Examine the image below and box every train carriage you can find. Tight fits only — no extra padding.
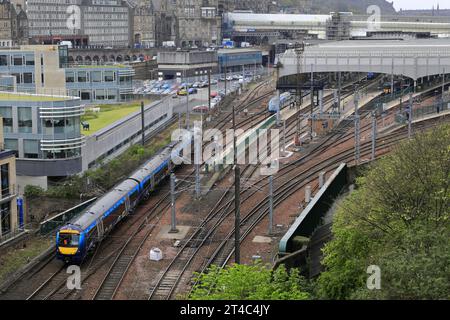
[56,136,191,264]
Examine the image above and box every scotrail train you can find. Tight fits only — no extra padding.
[56,136,192,264]
[268,92,294,113]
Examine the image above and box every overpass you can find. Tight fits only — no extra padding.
[278,39,450,83]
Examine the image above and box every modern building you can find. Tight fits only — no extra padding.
[0,45,134,103]
[157,50,218,79]
[218,48,262,73]
[22,0,133,47]
[65,65,134,103]
[0,91,83,189]
[0,0,28,47]
[0,116,18,244]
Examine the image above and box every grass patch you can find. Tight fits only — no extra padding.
[81,99,153,135]
[0,237,53,285]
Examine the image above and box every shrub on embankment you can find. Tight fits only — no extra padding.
[316,123,450,299]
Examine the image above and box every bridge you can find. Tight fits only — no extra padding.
[278,39,450,83]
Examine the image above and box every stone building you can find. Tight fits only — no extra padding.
[218,0,271,13]
[0,0,28,47]
[21,0,133,47]
[134,0,221,48]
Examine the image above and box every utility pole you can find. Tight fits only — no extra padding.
[408,93,413,139]
[194,122,201,199]
[294,43,304,147]
[169,173,178,233]
[224,62,227,97]
[391,59,394,98]
[141,101,145,146]
[208,69,211,111]
[442,68,446,112]
[232,104,241,264]
[310,64,314,139]
[337,71,341,113]
[371,111,377,161]
[268,175,273,235]
[354,92,360,164]
[185,68,190,129]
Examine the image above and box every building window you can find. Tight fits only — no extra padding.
[25,55,35,66]
[107,89,117,100]
[12,73,21,84]
[91,71,101,82]
[80,91,91,100]
[53,119,65,134]
[1,164,9,197]
[24,140,39,159]
[0,55,8,66]
[66,71,75,83]
[4,139,18,157]
[23,73,33,84]
[18,107,32,133]
[1,202,11,235]
[13,55,23,66]
[0,107,12,133]
[78,71,88,83]
[95,89,105,100]
[104,71,115,82]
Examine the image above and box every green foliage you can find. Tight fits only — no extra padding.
[316,124,450,300]
[189,263,310,300]
[24,185,45,198]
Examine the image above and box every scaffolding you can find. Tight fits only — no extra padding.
[326,12,351,41]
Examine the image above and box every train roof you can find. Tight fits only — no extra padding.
[72,179,139,230]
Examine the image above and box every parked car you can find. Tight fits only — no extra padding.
[192,104,209,113]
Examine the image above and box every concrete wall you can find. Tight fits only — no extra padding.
[81,99,173,171]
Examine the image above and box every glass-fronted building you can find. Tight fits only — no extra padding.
[65,66,134,103]
[0,45,135,103]
[0,92,84,188]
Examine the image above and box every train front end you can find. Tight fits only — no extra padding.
[56,225,85,264]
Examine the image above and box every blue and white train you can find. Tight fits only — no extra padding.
[56,136,192,264]
[268,92,293,113]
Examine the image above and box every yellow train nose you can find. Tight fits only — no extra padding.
[58,247,78,255]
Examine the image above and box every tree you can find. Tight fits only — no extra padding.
[189,263,310,300]
[316,123,450,299]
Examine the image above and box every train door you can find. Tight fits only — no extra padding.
[125,196,131,215]
[97,218,104,241]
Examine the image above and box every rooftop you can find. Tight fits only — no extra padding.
[0,92,76,102]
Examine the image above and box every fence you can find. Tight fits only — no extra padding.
[39,198,97,235]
